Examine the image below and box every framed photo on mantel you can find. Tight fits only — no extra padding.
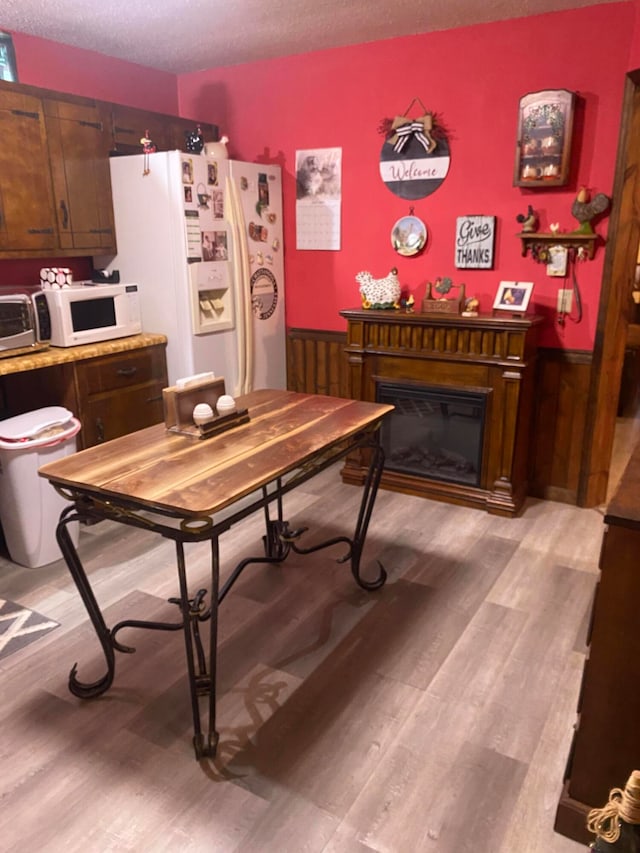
[493,280,534,313]
[513,89,575,188]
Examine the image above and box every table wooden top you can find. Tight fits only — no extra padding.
[39,389,392,518]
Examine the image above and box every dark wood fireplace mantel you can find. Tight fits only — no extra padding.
[339,308,543,516]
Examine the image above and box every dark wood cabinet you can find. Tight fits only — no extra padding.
[0,336,168,450]
[44,97,116,254]
[555,445,640,845]
[0,87,58,253]
[340,309,542,516]
[110,103,218,155]
[74,345,167,446]
[0,79,219,258]
[0,80,116,258]
[513,89,575,188]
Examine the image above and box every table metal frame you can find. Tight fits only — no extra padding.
[53,428,386,759]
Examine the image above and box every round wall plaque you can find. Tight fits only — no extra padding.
[380,131,450,200]
[391,215,427,256]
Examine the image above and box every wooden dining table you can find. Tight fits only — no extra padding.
[39,388,393,759]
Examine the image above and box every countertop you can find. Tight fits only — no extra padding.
[0,333,167,377]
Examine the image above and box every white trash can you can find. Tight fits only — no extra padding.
[0,406,81,568]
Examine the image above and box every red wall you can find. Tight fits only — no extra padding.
[0,28,179,290]
[0,6,635,350]
[627,0,640,66]
[179,3,634,349]
[5,30,179,111]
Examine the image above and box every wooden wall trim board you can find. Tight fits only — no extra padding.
[287,327,592,506]
[530,348,592,505]
[579,69,640,507]
[287,327,349,398]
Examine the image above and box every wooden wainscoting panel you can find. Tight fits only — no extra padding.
[288,328,594,506]
[287,328,348,397]
[529,348,592,504]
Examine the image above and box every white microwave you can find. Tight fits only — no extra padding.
[42,283,142,347]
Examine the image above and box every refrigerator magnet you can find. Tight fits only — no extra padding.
[250,268,278,320]
[182,159,194,184]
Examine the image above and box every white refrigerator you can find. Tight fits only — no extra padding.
[95,150,286,395]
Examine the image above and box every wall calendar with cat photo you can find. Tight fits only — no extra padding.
[295,147,342,250]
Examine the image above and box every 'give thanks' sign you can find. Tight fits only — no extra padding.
[455,215,496,269]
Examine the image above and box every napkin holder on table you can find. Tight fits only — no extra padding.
[162,376,249,438]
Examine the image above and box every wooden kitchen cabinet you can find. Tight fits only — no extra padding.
[0,78,219,259]
[555,443,640,845]
[0,336,168,450]
[110,103,219,154]
[43,97,116,254]
[0,86,58,253]
[0,79,116,258]
[74,344,168,447]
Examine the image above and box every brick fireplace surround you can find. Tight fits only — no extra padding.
[340,309,542,517]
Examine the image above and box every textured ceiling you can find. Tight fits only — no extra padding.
[0,0,623,74]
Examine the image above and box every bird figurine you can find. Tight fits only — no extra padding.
[516,205,538,233]
[140,129,156,176]
[571,187,611,234]
[356,268,401,309]
[400,293,415,313]
[462,296,479,317]
[434,276,453,296]
[204,135,230,159]
[140,129,156,154]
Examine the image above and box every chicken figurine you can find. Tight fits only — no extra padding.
[356,268,401,309]
[571,187,611,234]
[516,205,538,233]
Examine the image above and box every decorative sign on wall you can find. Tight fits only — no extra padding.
[455,215,496,269]
[379,99,450,200]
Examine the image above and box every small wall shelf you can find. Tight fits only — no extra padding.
[517,231,598,260]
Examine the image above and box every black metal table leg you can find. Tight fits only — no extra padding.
[173,538,220,759]
[56,505,117,698]
[347,440,387,590]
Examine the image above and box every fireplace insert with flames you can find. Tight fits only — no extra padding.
[377,382,487,487]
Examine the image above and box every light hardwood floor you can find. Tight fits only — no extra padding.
[0,461,606,853]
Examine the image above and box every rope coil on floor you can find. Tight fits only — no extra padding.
[587,770,640,842]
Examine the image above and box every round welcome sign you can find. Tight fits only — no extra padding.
[379,114,451,200]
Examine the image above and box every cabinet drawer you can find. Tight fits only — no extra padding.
[80,382,165,446]
[78,348,164,394]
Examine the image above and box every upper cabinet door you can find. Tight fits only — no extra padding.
[110,104,177,154]
[0,88,58,253]
[110,104,219,155]
[44,98,117,253]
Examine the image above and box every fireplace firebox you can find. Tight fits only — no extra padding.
[377,382,487,487]
[340,308,541,516]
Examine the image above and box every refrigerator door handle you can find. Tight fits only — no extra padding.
[227,175,254,396]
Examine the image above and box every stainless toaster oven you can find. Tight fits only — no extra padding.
[0,293,50,356]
